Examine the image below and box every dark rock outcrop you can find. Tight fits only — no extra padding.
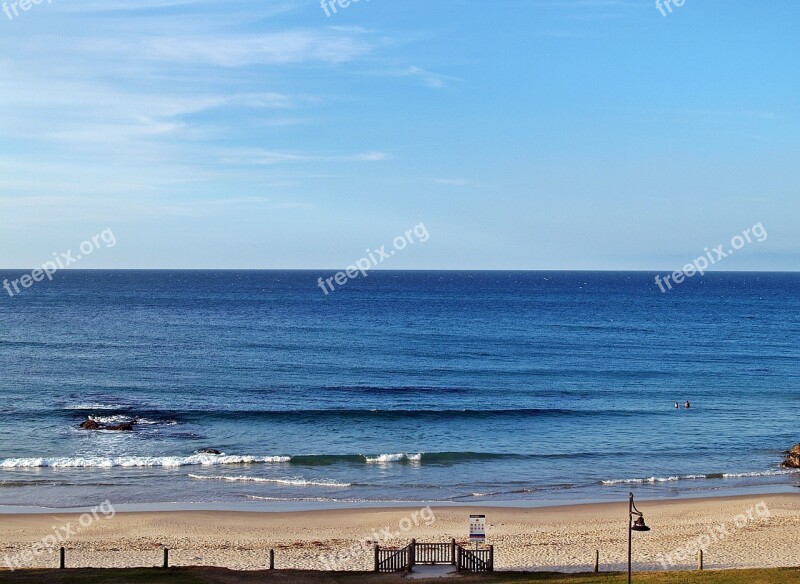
[105,422,135,432]
[196,448,223,455]
[79,418,135,432]
[781,444,800,468]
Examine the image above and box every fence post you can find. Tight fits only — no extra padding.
[408,539,416,572]
[450,538,456,565]
[269,549,275,570]
[698,549,703,571]
[374,545,380,572]
[489,545,494,572]
[162,548,169,569]
[59,547,65,569]
[594,549,599,573]
[456,546,461,573]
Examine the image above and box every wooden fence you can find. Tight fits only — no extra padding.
[47,544,709,574]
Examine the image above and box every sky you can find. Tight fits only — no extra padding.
[0,0,798,270]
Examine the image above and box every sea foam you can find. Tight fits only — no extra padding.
[600,469,798,485]
[0,454,291,469]
[364,453,422,463]
[188,474,351,487]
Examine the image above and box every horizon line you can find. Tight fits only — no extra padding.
[1,268,798,274]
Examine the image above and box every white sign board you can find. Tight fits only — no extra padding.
[469,514,486,542]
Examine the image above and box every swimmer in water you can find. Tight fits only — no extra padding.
[675,402,680,409]
[684,400,691,409]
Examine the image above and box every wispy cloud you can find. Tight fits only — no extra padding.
[220,150,392,165]
[432,178,471,186]
[140,30,375,67]
[369,65,459,88]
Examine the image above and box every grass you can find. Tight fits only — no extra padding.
[1,568,799,584]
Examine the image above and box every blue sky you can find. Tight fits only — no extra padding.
[0,0,797,269]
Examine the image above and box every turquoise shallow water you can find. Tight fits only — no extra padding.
[0,270,798,509]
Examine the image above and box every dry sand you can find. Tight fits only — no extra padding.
[1,494,798,573]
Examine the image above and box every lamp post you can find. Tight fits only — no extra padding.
[628,492,650,584]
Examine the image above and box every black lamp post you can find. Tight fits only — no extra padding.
[628,492,650,584]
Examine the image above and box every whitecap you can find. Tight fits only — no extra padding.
[0,454,291,469]
[364,453,423,463]
[188,474,351,487]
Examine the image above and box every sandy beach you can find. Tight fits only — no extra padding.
[1,494,798,573]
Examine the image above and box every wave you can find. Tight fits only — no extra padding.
[0,454,291,469]
[247,495,341,502]
[365,453,422,463]
[57,407,643,422]
[600,469,799,485]
[0,451,625,470]
[317,386,471,396]
[188,474,351,487]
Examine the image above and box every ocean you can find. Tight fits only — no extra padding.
[0,270,798,511]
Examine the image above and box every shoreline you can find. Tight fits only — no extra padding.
[1,481,797,515]
[1,493,798,572]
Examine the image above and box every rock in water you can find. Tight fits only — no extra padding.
[105,422,135,432]
[782,444,800,468]
[196,448,222,455]
[79,418,135,432]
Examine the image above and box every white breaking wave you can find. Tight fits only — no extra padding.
[365,453,423,463]
[189,474,351,487]
[601,475,698,485]
[721,469,799,478]
[601,469,798,486]
[86,415,169,426]
[247,495,340,502]
[0,455,291,469]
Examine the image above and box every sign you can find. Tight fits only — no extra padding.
[469,514,486,542]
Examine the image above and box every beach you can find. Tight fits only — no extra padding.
[2,494,798,573]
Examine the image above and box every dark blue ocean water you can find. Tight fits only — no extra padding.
[0,271,798,510]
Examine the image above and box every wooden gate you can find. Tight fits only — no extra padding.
[375,540,493,573]
[374,544,411,572]
[457,545,494,572]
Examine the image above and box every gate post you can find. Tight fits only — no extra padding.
[374,545,379,572]
[408,539,416,572]
[489,545,494,571]
[450,538,456,565]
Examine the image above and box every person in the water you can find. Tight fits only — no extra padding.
[675,402,680,409]
[684,400,691,409]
